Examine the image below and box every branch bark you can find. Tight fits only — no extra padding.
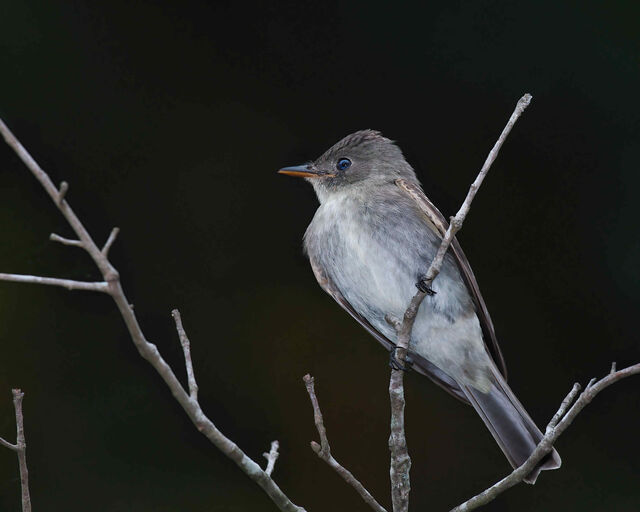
[388,94,533,512]
[0,389,32,512]
[0,118,305,512]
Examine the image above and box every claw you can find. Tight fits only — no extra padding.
[416,276,436,295]
[389,346,413,372]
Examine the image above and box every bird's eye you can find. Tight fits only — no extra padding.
[336,158,351,171]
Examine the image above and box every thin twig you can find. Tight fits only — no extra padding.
[263,440,280,476]
[388,94,533,512]
[49,233,84,248]
[303,375,388,512]
[0,273,109,292]
[101,227,120,257]
[450,362,640,511]
[547,383,581,430]
[171,309,199,401]
[0,117,306,512]
[0,436,17,451]
[57,181,68,205]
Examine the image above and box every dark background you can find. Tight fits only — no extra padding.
[0,1,639,510]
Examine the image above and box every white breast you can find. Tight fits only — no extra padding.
[306,191,492,389]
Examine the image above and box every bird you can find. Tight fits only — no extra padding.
[278,129,561,484]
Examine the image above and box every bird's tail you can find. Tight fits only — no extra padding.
[461,365,561,484]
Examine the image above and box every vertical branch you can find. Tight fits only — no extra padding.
[1,389,32,511]
[13,390,32,512]
[388,371,410,512]
[388,94,533,512]
[0,390,34,512]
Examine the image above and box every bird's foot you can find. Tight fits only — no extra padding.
[389,346,413,372]
[416,275,436,295]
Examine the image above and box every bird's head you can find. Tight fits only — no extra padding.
[278,130,418,202]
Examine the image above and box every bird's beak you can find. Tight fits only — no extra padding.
[278,164,335,179]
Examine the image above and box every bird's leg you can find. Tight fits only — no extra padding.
[416,275,437,295]
[389,346,413,372]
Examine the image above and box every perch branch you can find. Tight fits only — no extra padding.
[388,93,533,512]
[0,117,305,512]
[1,390,32,512]
[450,362,640,511]
[263,440,280,477]
[303,375,388,512]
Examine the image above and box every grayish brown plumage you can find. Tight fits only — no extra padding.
[281,130,561,484]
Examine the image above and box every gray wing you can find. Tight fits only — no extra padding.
[308,254,469,403]
[395,178,508,379]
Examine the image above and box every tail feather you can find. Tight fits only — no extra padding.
[461,366,561,484]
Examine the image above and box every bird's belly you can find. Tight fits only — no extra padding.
[307,200,492,389]
[327,222,415,339]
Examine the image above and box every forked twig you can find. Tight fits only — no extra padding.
[303,375,388,512]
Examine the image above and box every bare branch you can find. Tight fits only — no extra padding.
[451,362,640,512]
[303,375,329,455]
[303,375,388,512]
[388,369,410,512]
[101,227,120,257]
[1,390,32,512]
[547,383,581,430]
[12,390,32,512]
[388,94,533,512]
[0,436,17,451]
[171,309,199,400]
[0,273,109,292]
[0,118,118,281]
[263,440,280,476]
[0,117,306,512]
[50,233,84,248]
